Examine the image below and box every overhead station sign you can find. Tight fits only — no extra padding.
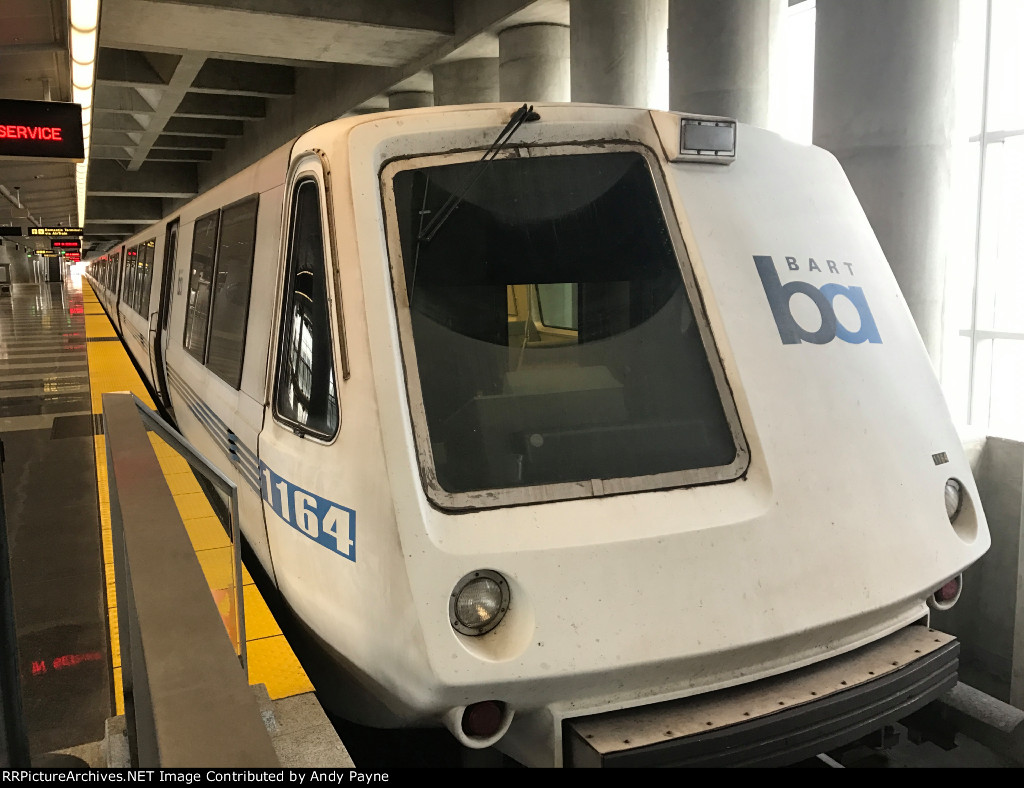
[30,226,83,237]
[0,227,22,237]
[0,99,84,161]
[52,239,81,250]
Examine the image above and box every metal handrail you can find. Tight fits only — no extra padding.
[130,395,248,672]
[103,392,277,767]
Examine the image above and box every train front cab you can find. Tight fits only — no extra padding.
[336,105,989,766]
[92,103,990,768]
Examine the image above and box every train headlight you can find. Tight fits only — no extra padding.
[450,570,510,636]
[944,478,964,522]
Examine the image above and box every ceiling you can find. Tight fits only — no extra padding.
[0,0,76,252]
[1,0,570,255]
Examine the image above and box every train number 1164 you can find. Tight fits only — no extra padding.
[260,462,357,562]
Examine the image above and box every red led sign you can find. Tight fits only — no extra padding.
[52,239,81,249]
[0,99,84,161]
[0,125,63,141]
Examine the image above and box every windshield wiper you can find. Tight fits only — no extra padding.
[416,103,541,244]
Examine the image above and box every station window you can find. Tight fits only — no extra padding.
[274,178,338,438]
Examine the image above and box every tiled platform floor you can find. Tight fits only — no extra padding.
[1,273,312,761]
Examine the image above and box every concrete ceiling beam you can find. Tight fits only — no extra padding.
[94,112,148,132]
[96,48,169,87]
[85,223,142,237]
[162,117,244,137]
[87,197,165,223]
[100,0,452,67]
[95,85,159,113]
[152,135,225,150]
[145,149,214,162]
[90,150,134,162]
[94,130,139,147]
[176,93,266,120]
[0,162,74,183]
[88,161,199,199]
[128,51,210,170]
[190,59,295,97]
[143,0,454,31]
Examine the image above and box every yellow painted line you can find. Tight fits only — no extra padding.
[244,585,283,641]
[113,668,124,717]
[184,515,232,552]
[83,280,312,708]
[247,637,314,701]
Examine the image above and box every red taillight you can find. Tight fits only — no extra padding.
[462,701,504,739]
[936,577,960,603]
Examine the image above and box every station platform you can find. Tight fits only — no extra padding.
[1,273,350,766]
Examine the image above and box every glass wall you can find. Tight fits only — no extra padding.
[943,0,1024,439]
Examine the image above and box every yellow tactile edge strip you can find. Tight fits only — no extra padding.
[82,282,312,713]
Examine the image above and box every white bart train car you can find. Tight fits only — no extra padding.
[87,103,988,767]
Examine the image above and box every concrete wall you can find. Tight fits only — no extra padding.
[933,436,1024,706]
[0,242,39,284]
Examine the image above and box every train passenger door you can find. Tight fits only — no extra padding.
[150,219,178,411]
[258,156,353,577]
[112,245,125,334]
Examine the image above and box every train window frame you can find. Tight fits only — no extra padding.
[204,194,260,390]
[183,209,221,363]
[124,245,139,314]
[139,238,156,317]
[110,249,122,300]
[270,170,340,442]
[380,141,750,510]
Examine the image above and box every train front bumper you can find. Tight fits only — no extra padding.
[561,625,957,767]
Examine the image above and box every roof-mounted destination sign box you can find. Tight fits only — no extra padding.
[30,226,83,237]
[0,99,84,162]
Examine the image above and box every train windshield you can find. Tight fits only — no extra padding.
[387,147,746,506]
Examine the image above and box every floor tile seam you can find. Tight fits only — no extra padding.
[0,387,91,397]
[243,634,289,646]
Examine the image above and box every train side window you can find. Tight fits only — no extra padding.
[206,197,259,388]
[183,211,220,363]
[274,178,338,438]
[139,239,155,315]
[110,252,121,297]
[133,245,144,313]
[124,246,138,312]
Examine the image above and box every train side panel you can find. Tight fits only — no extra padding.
[159,144,291,578]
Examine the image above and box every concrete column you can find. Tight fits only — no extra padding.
[813,0,957,362]
[570,0,668,109]
[668,0,783,126]
[431,58,500,106]
[388,91,434,110]
[499,24,570,103]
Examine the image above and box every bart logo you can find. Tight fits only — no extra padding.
[754,255,882,345]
